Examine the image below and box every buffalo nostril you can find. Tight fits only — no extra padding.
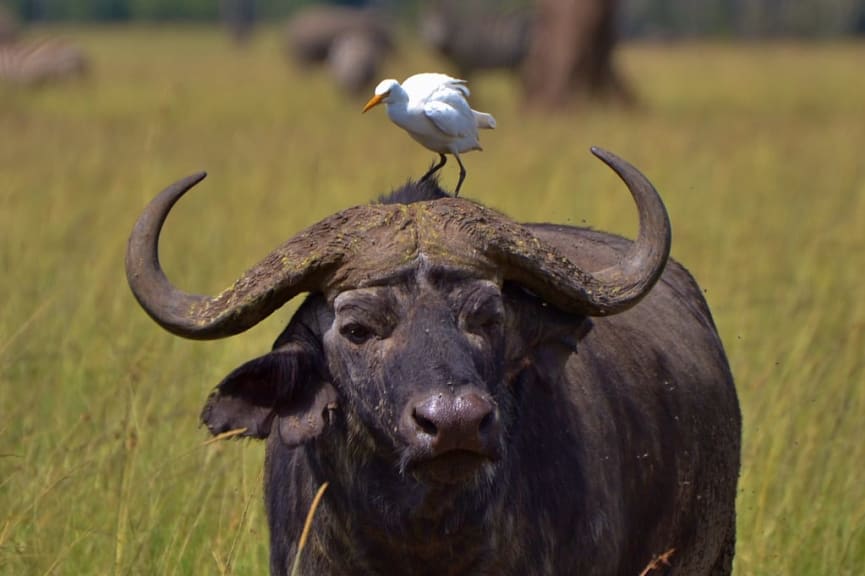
[478,411,494,434]
[412,409,438,437]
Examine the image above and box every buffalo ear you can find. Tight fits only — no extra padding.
[503,285,593,370]
[201,346,335,444]
[276,379,338,447]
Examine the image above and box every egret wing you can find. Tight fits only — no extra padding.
[403,73,469,100]
[439,77,470,99]
[422,88,476,138]
[423,101,471,138]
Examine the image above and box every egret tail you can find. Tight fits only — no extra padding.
[473,111,496,130]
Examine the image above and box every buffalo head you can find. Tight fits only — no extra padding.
[125,147,670,513]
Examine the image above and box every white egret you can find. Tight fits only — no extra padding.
[362,72,496,196]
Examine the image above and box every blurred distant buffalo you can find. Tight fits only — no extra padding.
[283,5,393,96]
[419,0,533,80]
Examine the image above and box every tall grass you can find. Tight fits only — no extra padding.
[1,26,863,574]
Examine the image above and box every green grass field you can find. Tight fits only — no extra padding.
[1,26,863,575]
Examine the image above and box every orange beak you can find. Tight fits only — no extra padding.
[362,93,385,113]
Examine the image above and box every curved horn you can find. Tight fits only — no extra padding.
[127,147,668,339]
[125,174,392,340]
[586,146,672,311]
[479,147,671,316]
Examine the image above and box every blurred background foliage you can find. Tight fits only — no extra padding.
[4,0,865,37]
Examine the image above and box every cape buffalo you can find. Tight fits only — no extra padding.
[126,148,741,575]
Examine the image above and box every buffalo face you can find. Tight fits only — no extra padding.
[202,270,513,495]
[324,274,507,486]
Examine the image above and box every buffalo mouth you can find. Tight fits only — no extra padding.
[408,450,496,486]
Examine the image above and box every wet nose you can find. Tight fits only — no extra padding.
[403,391,498,456]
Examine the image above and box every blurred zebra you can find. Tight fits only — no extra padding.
[0,38,88,85]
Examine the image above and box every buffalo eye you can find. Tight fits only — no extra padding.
[466,310,502,334]
[340,322,375,345]
[460,287,505,337]
[333,288,396,344]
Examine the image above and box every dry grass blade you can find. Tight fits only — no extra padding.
[0,296,55,359]
[202,428,248,445]
[290,482,330,576]
[113,391,139,576]
[221,466,261,576]
[638,547,676,576]
[211,549,228,576]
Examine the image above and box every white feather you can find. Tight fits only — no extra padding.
[363,72,496,194]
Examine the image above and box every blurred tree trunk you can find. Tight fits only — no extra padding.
[522,0,634,109]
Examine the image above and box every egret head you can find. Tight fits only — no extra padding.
[363,78,400,113]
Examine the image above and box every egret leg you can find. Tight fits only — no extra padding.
[453,153,467,197]
[421,154,447,182]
